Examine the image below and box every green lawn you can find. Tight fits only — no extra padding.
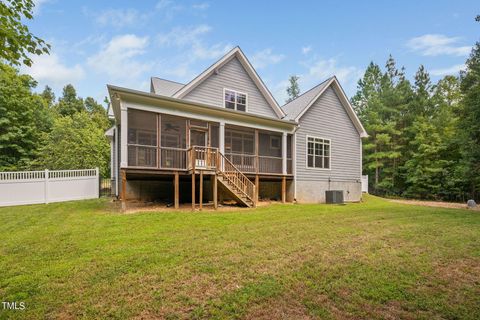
[0,196,479,319]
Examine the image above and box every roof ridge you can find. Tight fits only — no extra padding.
[281,76,333,108]
[151,77,185,85]
[172,46,239,96]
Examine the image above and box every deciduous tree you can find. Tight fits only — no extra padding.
[0,0,50,66]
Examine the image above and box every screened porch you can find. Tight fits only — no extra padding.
[126,109,293,175]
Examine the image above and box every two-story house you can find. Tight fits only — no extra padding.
[106,46,367,209]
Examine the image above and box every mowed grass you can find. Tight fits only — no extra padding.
[0,196,479,319]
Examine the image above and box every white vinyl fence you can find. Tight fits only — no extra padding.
[0,169,99,207]
[361,175,369,193]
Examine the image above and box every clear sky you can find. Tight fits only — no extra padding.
[24,0,479,104]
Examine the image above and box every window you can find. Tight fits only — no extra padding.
[307,136,330,169]
[224,89,247,111]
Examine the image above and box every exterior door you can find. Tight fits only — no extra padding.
[190,129,207,168]
[190,129,207,147]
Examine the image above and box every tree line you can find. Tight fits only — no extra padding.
[0,63,112,177]
[0,0,112,178]
[2,0,479,200]
[351,44,480,201]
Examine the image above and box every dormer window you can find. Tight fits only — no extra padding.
[224,89,247,112]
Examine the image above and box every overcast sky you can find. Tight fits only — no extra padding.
[24,0,479,104]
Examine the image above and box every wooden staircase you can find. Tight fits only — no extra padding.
[189,146,256,207]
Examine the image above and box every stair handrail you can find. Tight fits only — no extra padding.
[217,151,256,205]
[189,146,256,206]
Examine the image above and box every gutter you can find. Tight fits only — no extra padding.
[107,84,297,127]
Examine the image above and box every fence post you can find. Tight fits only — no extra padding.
[95,167,100,198]
[44,169,49,204]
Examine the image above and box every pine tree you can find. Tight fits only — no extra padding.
[54,84,85,116]
[41,85,55,107]
[286,75,300,103]
[85,97,110,129]
[459,42,480,200]
[412,65,433,117]
[352,61,401,194]
[432,76,463,200]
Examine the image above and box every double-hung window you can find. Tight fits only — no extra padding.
[224,89,247,111]
[307,136,330,169]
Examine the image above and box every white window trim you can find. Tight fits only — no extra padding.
[223,88,248,112]
[305,135,332,171]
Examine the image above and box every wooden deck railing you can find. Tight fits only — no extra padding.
[217,151,256,205]
[225,153,292,175]
[128,145,291,175]
[225,153,256,173]
[188,146,256,205]
[160,147,187,169]
[258,156,283,174]
[188,146,219,171]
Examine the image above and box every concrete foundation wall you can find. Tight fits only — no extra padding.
[295,180,361,203]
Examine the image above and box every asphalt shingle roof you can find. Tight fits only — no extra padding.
[151,77,184,96]
[281,77,333,120]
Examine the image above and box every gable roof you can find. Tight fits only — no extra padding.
[172,46,285,119]
[281,77,333,120]
[150,77,184,96]
[281,77,368,137]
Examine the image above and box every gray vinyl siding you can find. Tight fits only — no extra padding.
[182,57,278,119]
[296,87,361,182]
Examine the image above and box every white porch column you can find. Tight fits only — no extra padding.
[115,125,119,197]
[219,121,225,154]
[219,122,225,170]
[293,132,297,200]
[110,136,115,178]
[282,132,287,175]
[120,104,128,168]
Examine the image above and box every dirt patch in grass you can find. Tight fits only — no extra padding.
[433,258,480,288]
[244,294,313,320]
[117,200,279,214]
[389,199,480,211]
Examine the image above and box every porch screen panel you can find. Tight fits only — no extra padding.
[225,128,255,172]
[225,129,254,154]
[160,115,187,169]
[258,132,282,173]
[127,109,157,167]
[258,132,282,157]
[210,124,219,148]
[161,115,186,148]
